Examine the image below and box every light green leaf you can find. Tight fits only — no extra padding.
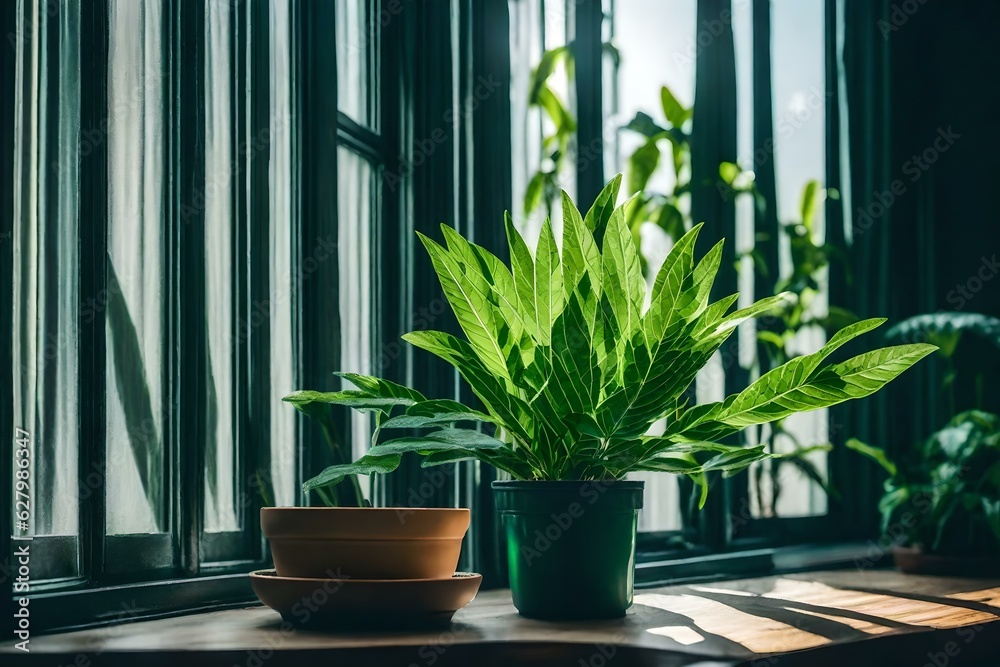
[672,342,937,441]
[534,218,565,345]
[560,190,603,301]
[846,438,898,477]
[800,180,821,230]
[660,84,691,128]
[418,230,513,381]
[505,212,539,333]
[283,390,415,415]
[584,174,623,239]
[402,329,533,446]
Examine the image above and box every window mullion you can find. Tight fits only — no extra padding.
[246,0,271,558]
[296,0,342,505]
[78,0,110,586]
[571,0,605,212]
[0,2,17,618]
[172,0,207,576]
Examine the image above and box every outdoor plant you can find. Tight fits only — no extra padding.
[284,176,935,505]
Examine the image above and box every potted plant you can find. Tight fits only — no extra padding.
[849,411,1000,574]
[288,175,934,619]
[262,382,472,583]
[848,312,1000,574]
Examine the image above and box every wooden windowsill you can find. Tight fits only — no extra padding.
[5,569,1000,666]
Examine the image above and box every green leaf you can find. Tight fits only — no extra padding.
[660,84,690,128]
[560,190,602,302]
[583,174,622,240]
[369,428,507,456]
[380,399,494,429]
[335,372,427,403]
[602,204,645,344]
[402,330,533,446]
[719,162,740,186]
[534,218,566,345]
[524,172,545,216]
[670,336,936,442]
[625,111,668,138]
[800,180,821,230]
[303,453,402,493]
[886,312,1000,356]
[418,230,513,381]
[536,84,576,134]
[628,139,660,195]
[646,223,703,342]
[529,46,570,103]
[283,390,415,415]
[846,438,898,477]
[654,202,685,240]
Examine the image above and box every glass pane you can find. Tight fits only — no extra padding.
[509,0,571,246]
[613,0,698,533]
[203,0,239,533]
[105,0,168,535]
[269,0,297,507]
[338,147,374,472]
[336,0,375,128]
[12,0,81,563]
[749,0,829,519]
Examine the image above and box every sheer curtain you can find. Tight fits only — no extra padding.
[202,0,238,533]
[269,0,297,507]
[13,0,81,543]
[105,0,166,534]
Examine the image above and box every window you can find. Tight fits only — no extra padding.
[3,0,518,630]
[4,0,878,633]
[507,0,856,570]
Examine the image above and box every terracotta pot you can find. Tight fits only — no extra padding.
[261,507,470,579]
[893,545,1000,577]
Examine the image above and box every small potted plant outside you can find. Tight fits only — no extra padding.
[288,175,935,620]
[848,312,1000,574]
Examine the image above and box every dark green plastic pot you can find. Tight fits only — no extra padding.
[493,480,644,620]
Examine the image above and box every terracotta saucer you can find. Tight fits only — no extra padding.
[249,569,482,631]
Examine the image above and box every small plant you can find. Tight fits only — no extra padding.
[285,177,934,506]
[849,311,1000,558]
[848,410,1000,557]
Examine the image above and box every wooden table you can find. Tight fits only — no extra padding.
[5,569,1000,666]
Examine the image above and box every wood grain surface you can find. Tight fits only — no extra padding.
[4,569,1000,666]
